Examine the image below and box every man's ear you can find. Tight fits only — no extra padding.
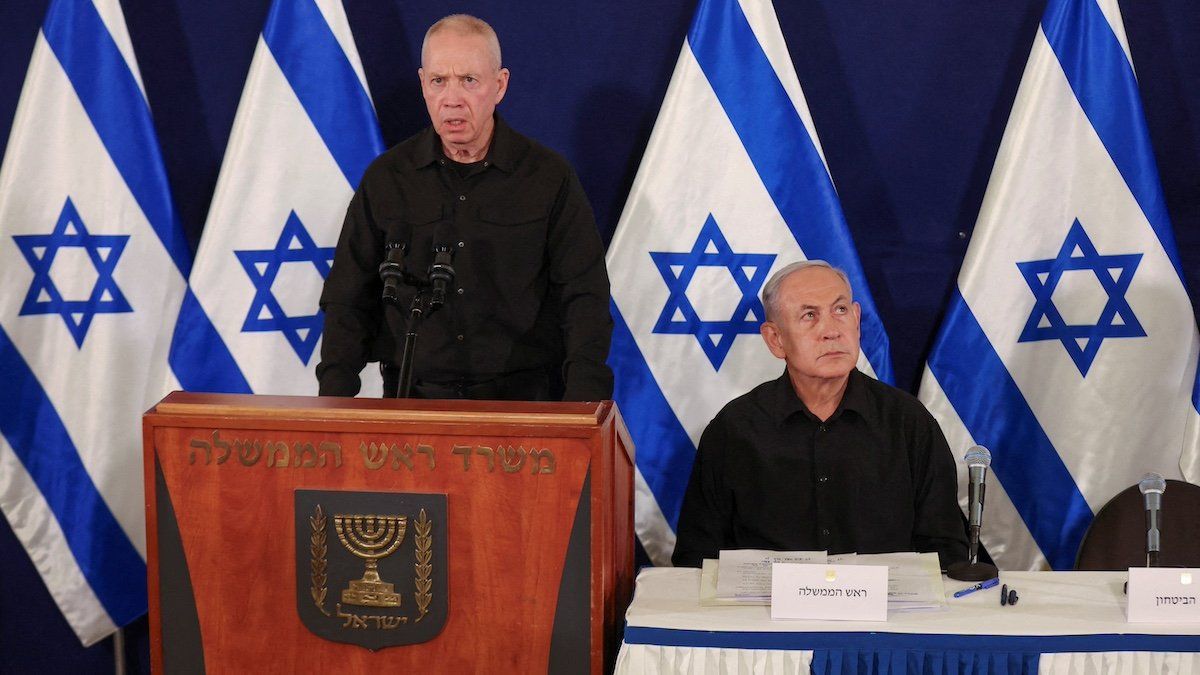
[760,321,787,360]
[495,68,510,104]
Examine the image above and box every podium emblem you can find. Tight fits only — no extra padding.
[295,490,448,650]
[335,514,406,607]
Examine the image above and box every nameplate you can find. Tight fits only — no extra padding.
[1127,568,1200,623]
[770,563,887,621]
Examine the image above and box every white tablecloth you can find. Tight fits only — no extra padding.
[616,568,1200,674]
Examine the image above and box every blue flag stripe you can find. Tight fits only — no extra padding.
[610,303,697,527]
[168,289,253,393]
[1041,0,1185,283]
[262,0,383,188]
[928,291,1093,569]
[0,326,147,624]
[41,0,192,277]
[686,0,892,383]
[43,0,224,396]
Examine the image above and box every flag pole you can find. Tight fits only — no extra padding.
[112,627,126,675]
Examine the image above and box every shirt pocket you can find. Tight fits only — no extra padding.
[478,204,546,227]
[476,204,548,264]
[394,207,447,254]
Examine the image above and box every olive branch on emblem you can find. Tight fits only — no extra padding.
[414,508,432,622]
[310,504,330,616]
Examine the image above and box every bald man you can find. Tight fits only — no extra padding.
[319,14,612,402]
[672,261,968,569]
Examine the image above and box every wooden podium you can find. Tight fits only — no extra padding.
[143,393,634,673]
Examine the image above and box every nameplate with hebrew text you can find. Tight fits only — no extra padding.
[770,563,887,622]
[1128,567,1200,623]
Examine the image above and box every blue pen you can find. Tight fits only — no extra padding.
[952,577,999,598]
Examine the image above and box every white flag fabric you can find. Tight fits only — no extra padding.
[607,0,893,566]
[171,0,384,396]
[0,0,191,645]
[919,0,1200,570]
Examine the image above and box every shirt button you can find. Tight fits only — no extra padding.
[483,161,489,167]
[818,424,827,432]
[457,240,465,248]
[439,159,446,165]
[458,195,466,201]
[456,287,465,295]
[818,475,829,483]
[456,334,465,342]
[822,528,831,537]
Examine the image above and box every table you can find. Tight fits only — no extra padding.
[616,568,1200,674]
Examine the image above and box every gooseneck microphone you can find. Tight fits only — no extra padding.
[1139,472,1166,567]
[378,242,407,305]
[947,445,999,581]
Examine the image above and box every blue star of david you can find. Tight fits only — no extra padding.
[13,197,132,347]
[649,214,776,370]
[1016,219,1145,376]
[235,211,334,365]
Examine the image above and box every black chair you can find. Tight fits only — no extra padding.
[1075,479,1200,570]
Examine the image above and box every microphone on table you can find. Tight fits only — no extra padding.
[1139,472,1166,567]
[947,445,999,582]
[965,446,990,552]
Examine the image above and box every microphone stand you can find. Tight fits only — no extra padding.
[380,242,456,399]
[1141,473,1165,568]
[393,292,427,399]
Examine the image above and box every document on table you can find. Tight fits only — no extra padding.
[717,549,827,600]
[841,551,946,611]
[699,559,762,606]
[698,550,946,611]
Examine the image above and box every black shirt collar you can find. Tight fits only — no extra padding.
[408,114,521,172]
[767,368,871,427]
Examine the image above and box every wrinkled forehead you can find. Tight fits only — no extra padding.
[422,30,500,71]
[778,267,853,306]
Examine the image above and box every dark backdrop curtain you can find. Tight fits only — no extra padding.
[1,1,1197,670]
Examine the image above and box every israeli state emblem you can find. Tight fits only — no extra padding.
[295,490,448,650]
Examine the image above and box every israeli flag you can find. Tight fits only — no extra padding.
[919,0,1200,570]
[171,0,384,396]
[0,0,191,645]
[607,0,893,565]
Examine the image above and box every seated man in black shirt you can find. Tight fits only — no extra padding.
[317,14,612,401]
[672,260,968,569]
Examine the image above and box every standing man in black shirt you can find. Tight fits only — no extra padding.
[671,261,968,568]
[317,14,612,401]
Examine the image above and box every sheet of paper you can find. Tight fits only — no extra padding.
[699,559,770,606]
[716,549,826,599]
[701,549,946,610]
[837,551,946,610]
[888,573,941,603]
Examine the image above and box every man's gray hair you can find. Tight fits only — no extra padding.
[422,14,503,71]
[761,260,853,321]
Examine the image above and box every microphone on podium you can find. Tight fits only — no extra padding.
[379,242,407,305]
[1139,472,1166,567]
[428,224,457,309]
[947,445,999,581]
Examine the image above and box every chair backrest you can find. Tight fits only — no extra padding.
[1075,479,1200,570]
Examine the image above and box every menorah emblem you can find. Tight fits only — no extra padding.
[333,514,407,607]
